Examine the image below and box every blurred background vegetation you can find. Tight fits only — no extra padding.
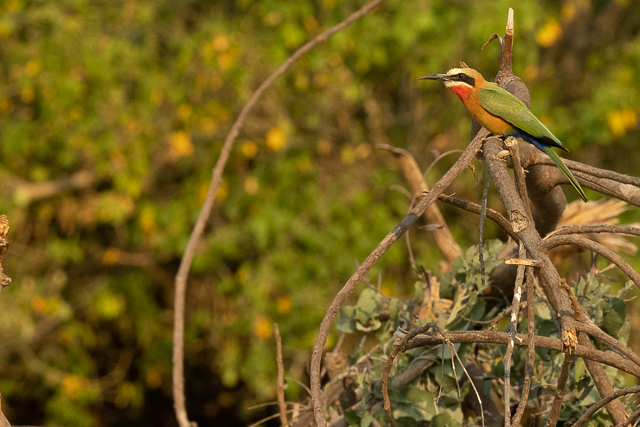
[0,0,639,425]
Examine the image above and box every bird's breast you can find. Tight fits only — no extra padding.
[462,92,514,136]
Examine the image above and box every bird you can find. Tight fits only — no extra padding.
[420,67,588,202]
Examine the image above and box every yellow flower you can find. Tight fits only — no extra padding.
[254,316,272,340]
[62,375,83,399]
[140,208,157,236]
[607,109,637,136]
[20,87,35,103]
[276,296,291,314]
[241,140,258,158]
[536,19,562,47]
[341,147,355,164]
[243,176,259,195]
[25,60,40,76]
[213,34,229,51]
[170,130,194,158]
[146,366,163,389]
[266,127,286,152]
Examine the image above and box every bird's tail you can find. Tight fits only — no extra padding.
[543,146,588,202]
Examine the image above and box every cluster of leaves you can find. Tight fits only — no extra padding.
[332,240,635,426]
[0,0,639,425]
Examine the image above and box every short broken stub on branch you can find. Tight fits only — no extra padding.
[0,215,10,292]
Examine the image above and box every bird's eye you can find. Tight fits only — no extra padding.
[457,73,465,78]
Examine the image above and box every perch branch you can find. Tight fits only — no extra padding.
[484,138,577,351]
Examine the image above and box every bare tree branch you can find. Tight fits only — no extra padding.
[571,385,640,427]
[542,234,640,289]
[403,330,640,377]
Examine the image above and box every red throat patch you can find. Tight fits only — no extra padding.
[448,85,471,102]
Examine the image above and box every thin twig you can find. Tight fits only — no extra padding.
[511,267,536,426]
[547,353,575,427]
[403,330,640,378]
[542,235,640,289]
[571,385,640,427]
[447,341,485,427]
[462,303,517,327]
[519,145,640,186]
[546,224,640,238]
[479,170,491,288]
[310,133,486,427]
[614,407,640,427]
[424,149,466,177]
[381,324,436,427]
[503,244,527,427]
[438,193,518,241]
[275,324,288,427]
[168,0,388,424]
[574,320,640,369]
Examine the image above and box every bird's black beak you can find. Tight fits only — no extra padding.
[419,73,448,81]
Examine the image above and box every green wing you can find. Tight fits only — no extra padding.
[478,83,567,150]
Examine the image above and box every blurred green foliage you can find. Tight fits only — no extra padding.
[0,0,638,425]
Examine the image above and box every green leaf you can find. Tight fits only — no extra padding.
[337,306,357,333]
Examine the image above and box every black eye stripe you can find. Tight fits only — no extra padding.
[451,73,476,87]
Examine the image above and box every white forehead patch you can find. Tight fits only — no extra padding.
[446,68,466,75]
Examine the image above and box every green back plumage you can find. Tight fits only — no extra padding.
[478,83,567,151]
[478,83,587,202]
